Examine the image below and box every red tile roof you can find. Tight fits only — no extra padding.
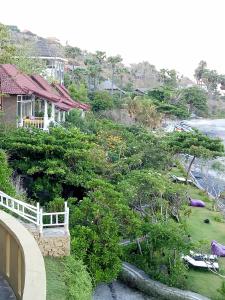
[0,64,89,111]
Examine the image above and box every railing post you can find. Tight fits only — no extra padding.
[43,99,49,131]
[64,202,69,232]
[67,207,69,232]
[36,202,40,226]
[39,208,43,236]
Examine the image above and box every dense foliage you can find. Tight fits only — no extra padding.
[166,131,224,182]
[63,256,92,300]
[0,113,194,287]
[0,150,15,195]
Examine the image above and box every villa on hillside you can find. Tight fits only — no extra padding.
[33,38,66,84]
[0,64,89,130]
[99,79,126,94]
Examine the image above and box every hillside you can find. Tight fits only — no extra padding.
[7,24,195,91]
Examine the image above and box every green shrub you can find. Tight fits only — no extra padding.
[214,215,224,223]
[63,256,92,300]
[91,91,114,111]
[0,149,15,195]
[217,281,225,299]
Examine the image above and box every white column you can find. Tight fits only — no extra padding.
[43,100,49,130]
[30,101,33,117]
[50,102,55,123]
[62,111,66,122]
[57,110,61,123]
[81,109,85,119]
[32,96,35,116]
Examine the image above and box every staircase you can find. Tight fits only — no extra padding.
[0,274,16,300]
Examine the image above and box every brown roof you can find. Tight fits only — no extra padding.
[0,64,89,111]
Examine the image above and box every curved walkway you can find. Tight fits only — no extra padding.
[93,281,155,300]
[0,275,16,300]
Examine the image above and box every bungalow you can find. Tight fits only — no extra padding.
[134,87,149,95]
[99,79,126,95]
[0,64,89,130]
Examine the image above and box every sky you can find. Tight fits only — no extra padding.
[0,0,225,78]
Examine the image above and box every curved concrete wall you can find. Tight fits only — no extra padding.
[120,262,210,300]
[0,210,46,300]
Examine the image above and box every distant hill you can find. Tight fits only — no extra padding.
[8,25,65,58]
[7,24,194,90]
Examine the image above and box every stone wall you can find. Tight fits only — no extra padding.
[35,233,70,257]
[120,262,210,300]
[24,224,70,257]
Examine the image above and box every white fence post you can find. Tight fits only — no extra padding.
[36,202,40,225]
[0,190,70,233]
[39,208,43,236]
[64,202,69,232]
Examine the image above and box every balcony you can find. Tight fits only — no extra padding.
[23,117,44,129]
[0,210,46,300]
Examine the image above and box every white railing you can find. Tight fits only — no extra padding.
[23,117,44,129]
[0,190,69,234]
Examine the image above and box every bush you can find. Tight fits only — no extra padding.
[91,91,114,112]
[217,281,225,299]
[0,149,15,195]
[69,83,89,103]
[63,256,92,300]
[214,215,224,223]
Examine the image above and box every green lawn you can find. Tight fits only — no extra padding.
[186,199,225,299]
[45,257,67,300]
[170,165,225,299]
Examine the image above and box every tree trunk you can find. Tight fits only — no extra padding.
[186,156,196,184]
[111,67,114,95]
[136,239,143,255]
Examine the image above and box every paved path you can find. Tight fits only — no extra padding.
[93,281,155,300]
[0,275,16,300]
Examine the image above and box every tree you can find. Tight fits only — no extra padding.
[0,150,15,196]
[70,179,141,284]
[12,42,46,75]
[159,69,178,88]
[93,50,106,66]
[65,45,82,66]
[194,61,220,94]
[0,23,16,64]
[166,131,224,183]
[148,86,175,103]
[91,91,114,112]
[127,97,162,129]
[202,69,219,94]
[107,55,123,94]
[116,66,129,99]
[69,83,89,103]
[84,57,102,90]
[93,51,106,86]
[63,256,92,300]
[180,86,208,114]
[194,60,207,86]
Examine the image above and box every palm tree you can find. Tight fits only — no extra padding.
[194,60,207,86]
[116,67,129,99]
[107,55,123,94]
[85,57,101,91]
[93,51,106,87]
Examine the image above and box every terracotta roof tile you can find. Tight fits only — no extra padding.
[0,64,89,111]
